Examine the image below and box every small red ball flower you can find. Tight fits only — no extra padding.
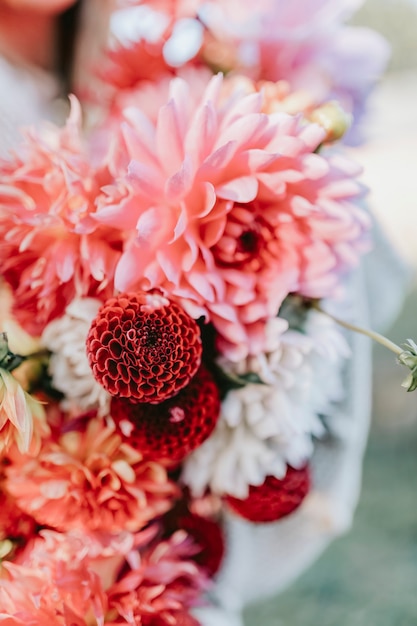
[111,366,220,463]
[86,292,202,403]
[225,465,310,523]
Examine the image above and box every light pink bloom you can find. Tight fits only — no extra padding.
[0,97,122,336]
[5,415,179,533]
[108,530,208,626]
[0,527,207,625]
[95,73,369,359]
[0,369,46,455]
[0,530,106,625]
[201,0,390,143]
[0,525,207,625]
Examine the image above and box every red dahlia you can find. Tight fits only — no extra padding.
[225,465,310,523]
[110,366,220,463]
[86,292,202,403]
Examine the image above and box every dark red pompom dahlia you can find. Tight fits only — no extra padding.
[224,465,310,523]
[110,366,220,462]
[86,292,202,403]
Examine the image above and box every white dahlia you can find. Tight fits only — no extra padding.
[41,298,111,415]
[182,310,350,499]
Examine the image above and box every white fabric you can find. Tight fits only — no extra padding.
[193,606,244,626]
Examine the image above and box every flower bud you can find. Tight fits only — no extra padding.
[309,101,352,143]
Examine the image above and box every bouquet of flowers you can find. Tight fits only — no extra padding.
[1,0,412,623]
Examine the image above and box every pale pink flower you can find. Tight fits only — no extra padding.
[94,73,369,359]
[108,65,213,124]
[108,530,208,626]
[0,526,206,625]
[0,530,107,625]
[0,574,70,626]
[0,97,122,336]
[200,0,389,143]
[0,369,46,455]
[5,415,179,533]
[1,527,207,625]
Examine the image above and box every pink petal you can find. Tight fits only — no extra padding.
[128,160,164,200]
[199,141,239,177]
[165,155,194,200]
[115,245,144,291]
[216,176,258,202]
[156,100,185,176]
[54,241,76,283]
[185,101,218,166]
[216,113,269,152]
[136,206,176,244]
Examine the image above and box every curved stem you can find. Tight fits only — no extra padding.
[313,302,403,356]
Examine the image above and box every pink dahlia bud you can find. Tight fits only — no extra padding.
[225,466,310,523]
[86,292,202,403]
[111,366,220,462]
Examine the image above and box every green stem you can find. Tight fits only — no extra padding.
[313,302,403,356]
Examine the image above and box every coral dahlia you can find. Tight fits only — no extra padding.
[86,291,202,403]
[0,97,122,336]
[5,416,179,533]
[0,530,106,624]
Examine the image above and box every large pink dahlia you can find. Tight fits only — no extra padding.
[108,530,207,626]
[94,73,369,358]
[0,97,122,336]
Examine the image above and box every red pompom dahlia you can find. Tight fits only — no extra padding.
[111,366,220,462]
[86,292,202,403]
[225,465,310,523]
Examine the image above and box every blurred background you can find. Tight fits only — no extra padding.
[245,0,417,623]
